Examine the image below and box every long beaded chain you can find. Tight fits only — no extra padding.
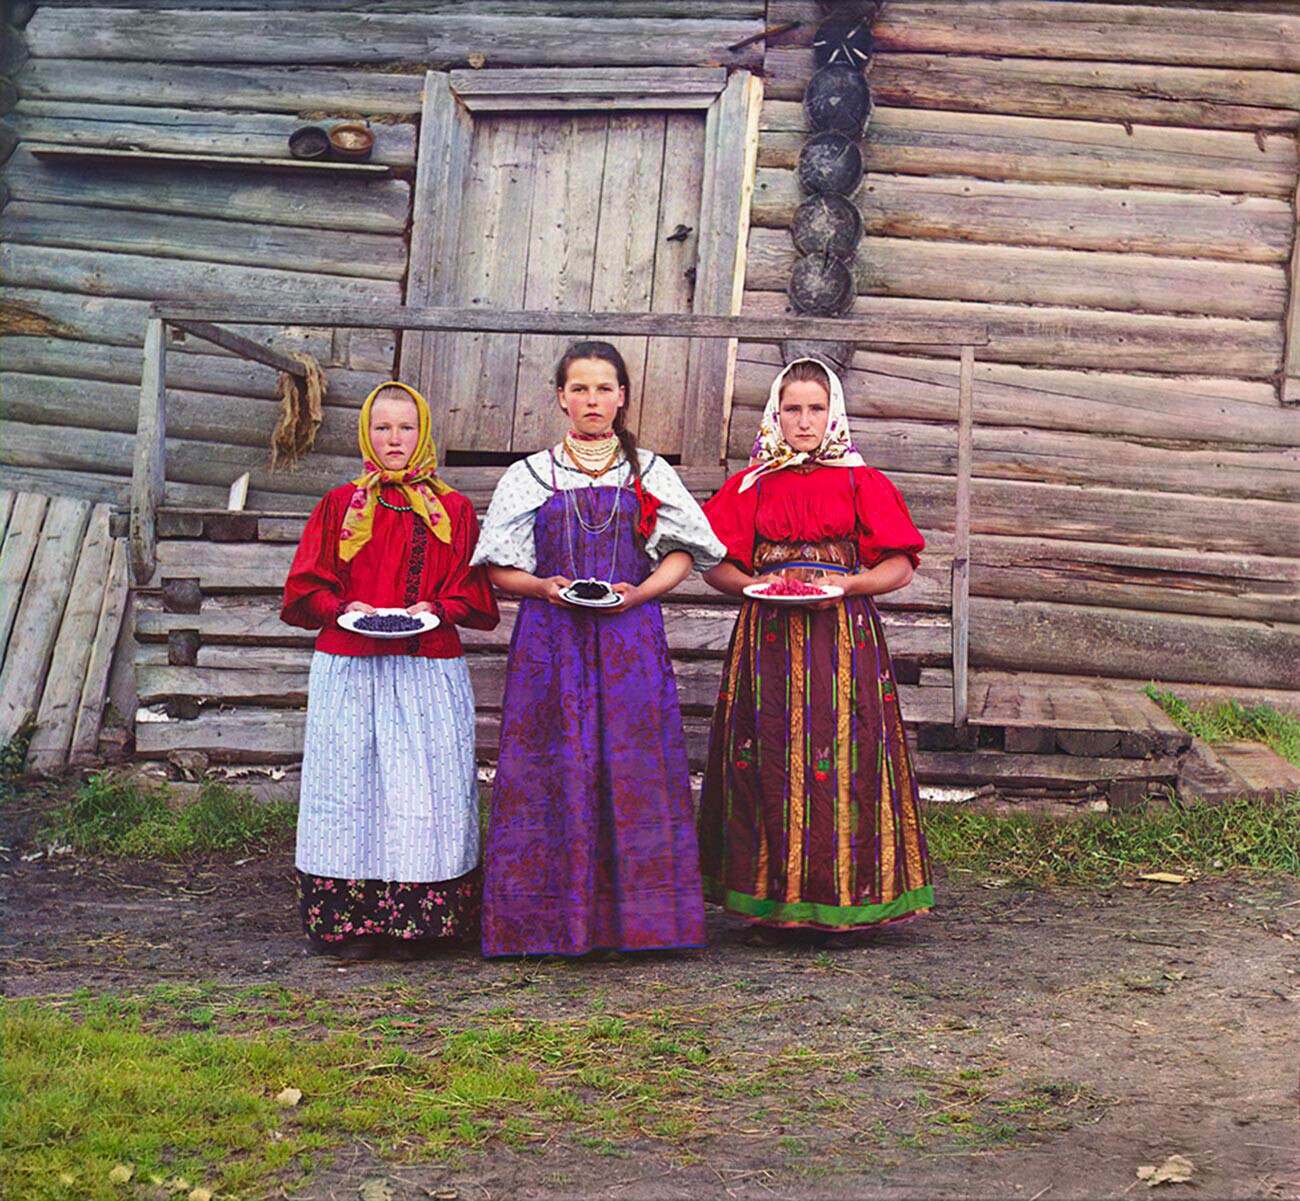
[563,470,622,584]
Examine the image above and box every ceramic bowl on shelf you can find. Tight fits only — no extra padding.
[328,122,375,161]
[287,125,330,160]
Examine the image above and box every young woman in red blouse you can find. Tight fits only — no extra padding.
[698,358,933,942]
[282,382,498,960]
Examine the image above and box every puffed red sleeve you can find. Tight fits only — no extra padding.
[431,497,500,632]
[281,491,348,629]
[702,471,760,573]
[854,468,925,569]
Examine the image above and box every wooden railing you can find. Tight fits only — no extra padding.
[131,304,986,723]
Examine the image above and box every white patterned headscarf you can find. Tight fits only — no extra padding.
[738,357,866,493]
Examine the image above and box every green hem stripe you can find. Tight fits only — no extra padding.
[703,879,934,927]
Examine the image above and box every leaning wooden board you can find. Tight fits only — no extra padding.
[0,496,92,746]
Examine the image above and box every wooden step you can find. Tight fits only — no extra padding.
[966,671,1191,756]
[912,748,1178,791]
[1177,737,1300,802]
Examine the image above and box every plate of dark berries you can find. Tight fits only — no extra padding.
[560,579,624,609]
[339,607,441,638]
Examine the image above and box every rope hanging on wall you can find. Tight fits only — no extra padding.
[270,351,327,471]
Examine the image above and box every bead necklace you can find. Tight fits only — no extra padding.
[564,431,620,479]
[377,493,413,512]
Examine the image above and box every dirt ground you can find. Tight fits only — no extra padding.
[3,803,1298,1201]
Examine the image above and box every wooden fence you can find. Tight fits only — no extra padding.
[128,304,985,726]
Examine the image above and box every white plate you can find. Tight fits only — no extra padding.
[561,581,624,609]
[743,582,844,605]
[338,607,441,638]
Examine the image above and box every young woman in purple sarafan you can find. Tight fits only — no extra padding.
[472,342,726,958]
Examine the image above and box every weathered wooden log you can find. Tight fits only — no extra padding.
[0,465,225,510]
[969,538,1300,625]
[742,289,1283,377]
[1283,174,1300,408]
[9,100,415,164]
[797,130,863,194]
[1,336,387,398]
[0,496,92,745]
[2,144,411,232]
[761,49,1300,131]
[0,119,18,167]
[789,252,855,316]
[16,59,426,114]
[1,373,368,459]
[447,65,728,111]
[2,244,404,309]
[760,103,1299,198]
[791,192,862,257]
[870,54,1300,131]
[0,23,27,77]
[161,580,203,615]
[149,300,991,347]
[732,345,1294,446]
[770,0,1300,69]
[26,505,116,772]
[3,201,407,280]
[0,492,50,665]
[803,64,872,137]
[1,287,395,371]
[747,228,1288,319]
[725,405,1300,502]
[969,598,1300,692]
[888,471,1300,559]
[752,170,1295,263]
[29,1,764,11]
[2,421,362,501]
[812,13,873,69]
[24,10,764,68]
[68,537,129,765]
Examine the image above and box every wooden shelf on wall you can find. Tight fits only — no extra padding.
[28,144,393,176]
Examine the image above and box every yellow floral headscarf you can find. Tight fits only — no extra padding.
[338,381,454,561]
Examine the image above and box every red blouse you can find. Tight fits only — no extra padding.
[281,483,499,658]
[703,465,924,574]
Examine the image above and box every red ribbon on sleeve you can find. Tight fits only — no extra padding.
[633,478,661,539]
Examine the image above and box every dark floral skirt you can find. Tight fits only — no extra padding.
[296,867,482,945]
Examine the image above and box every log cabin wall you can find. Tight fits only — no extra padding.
[0,1,766,511]
[738,0,1300,691]
[0,0,1296,718]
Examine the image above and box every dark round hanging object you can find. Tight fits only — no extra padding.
[798,131,864,196]
[803,63,872,137]
[813,15,874,69]
[791,193,863,257]
[789,252,856,317]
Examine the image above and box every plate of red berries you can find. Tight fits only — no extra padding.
[743,577,844,605]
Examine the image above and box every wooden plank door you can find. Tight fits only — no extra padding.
[435,109,706,456]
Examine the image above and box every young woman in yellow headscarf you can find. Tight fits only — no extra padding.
[282,382,499,961]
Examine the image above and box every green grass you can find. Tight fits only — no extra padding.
[1,984,1087,1200]
[38,774,296,859]
[1145,687,1300,767]
[0,722,36,800]
[926,792,1300,885]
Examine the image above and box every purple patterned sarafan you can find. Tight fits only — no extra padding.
[481,486,705,957]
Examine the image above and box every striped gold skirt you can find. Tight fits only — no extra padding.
[697,538,932,929]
